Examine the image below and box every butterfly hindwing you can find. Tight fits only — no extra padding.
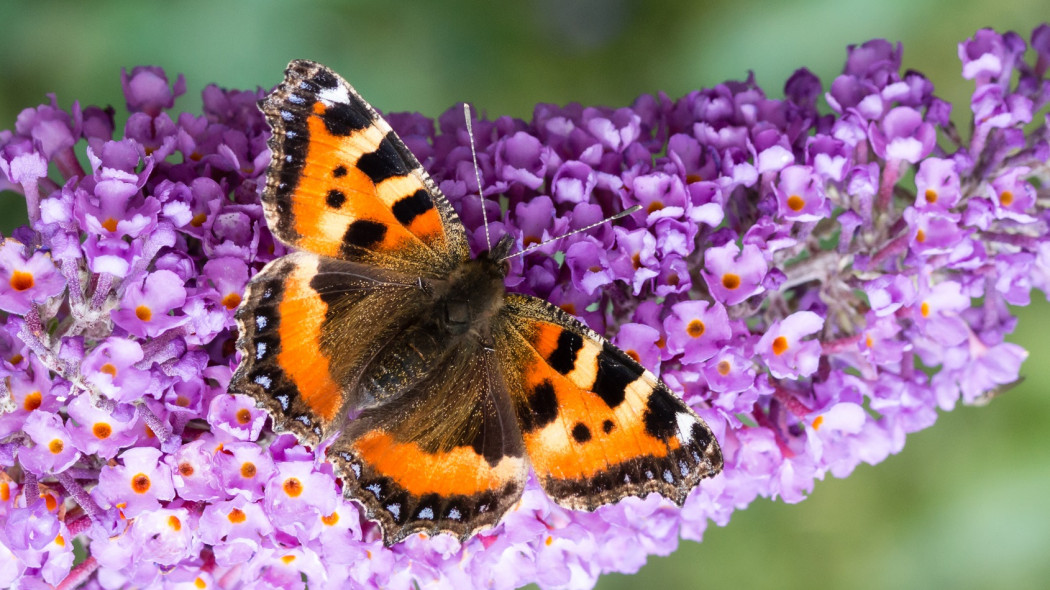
[494,294,723,509]
[231,251,427,446]
[258,60,469,277]
[328,344,528,544]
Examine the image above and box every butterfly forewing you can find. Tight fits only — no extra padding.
[258,60,469,277]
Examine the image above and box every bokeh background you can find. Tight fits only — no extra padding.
[2,1,1048,588]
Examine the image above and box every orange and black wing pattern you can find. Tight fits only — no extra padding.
[258,60,469,277]
[230,252,425,446]
[494,294,723,508]
[327,344,528,544]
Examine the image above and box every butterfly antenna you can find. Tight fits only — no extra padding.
[464,103,492,252]
[499,205,642,262]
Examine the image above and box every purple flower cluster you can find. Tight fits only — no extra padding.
[0,25,1048,588]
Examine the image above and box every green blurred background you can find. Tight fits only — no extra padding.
[1,1,1048,588]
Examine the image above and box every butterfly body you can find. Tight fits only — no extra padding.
[231,60,723,544]
[359,240,511,407]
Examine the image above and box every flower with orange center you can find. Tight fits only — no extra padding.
[702,242,767,306]
[664,300,732,363]
[110,269,188,338]
[775,164,827,221]
[757,311,824,379]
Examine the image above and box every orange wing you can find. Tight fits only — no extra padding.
[494,294,722,509]
[259,60,469,277]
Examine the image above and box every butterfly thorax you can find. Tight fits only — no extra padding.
[436,257,506,337]
[355,240,511,407]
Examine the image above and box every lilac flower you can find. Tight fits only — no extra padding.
[199,495,274,560]
[82,337,152,404]
[66,394,137,459]
[130,506,200,566]
[18,412,80,475]
[121,66,186,116]
[111,269,189,338]
[701,242,767,305]
[2,23,1050,589]
[663,300,731,364]
[0,240,66,314]
[214,440,276,500]
[208,394,266,441]
[263,460,339,541]
[0,357,60,438]
[774,165,829,222]
[167,438,224,501]
[867,106,937,163]
[757,311,824,379]
[95,447,176,518]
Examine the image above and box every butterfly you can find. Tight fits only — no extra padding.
[230,60,723,545]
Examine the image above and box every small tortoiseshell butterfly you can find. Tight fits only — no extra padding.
[230,60,723,545]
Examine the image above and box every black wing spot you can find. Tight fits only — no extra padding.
[571,422,591,443]
[321,102,371,136]
[602,419,615,433]
[326,189,346,209]
[691,422,712,448]
[332,165,348,178]
[311,69,338,89]
[520,379,558,432]
[592,342,640,408]
[643,386,681,439]
[547,330,584,375]
[342,220,387,250]
[392,189,434,226]
[357,133,411,185]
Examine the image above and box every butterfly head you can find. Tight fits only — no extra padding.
[483,234,516,276]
